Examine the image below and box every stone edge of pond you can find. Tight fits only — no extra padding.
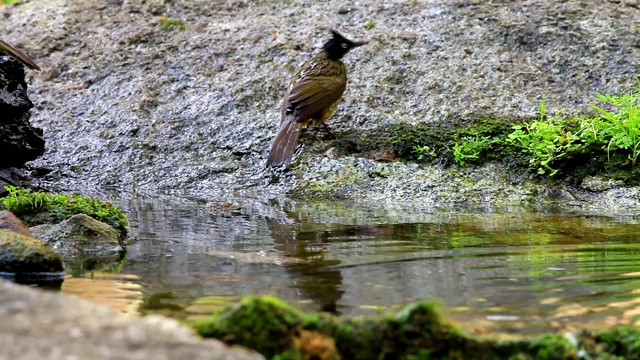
[193,295,637,360]
[0,280,265,360]
[0,188,130,276]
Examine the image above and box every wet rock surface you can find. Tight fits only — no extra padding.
[0,229,63,273]
[0,54,45,193]
[1,0,639,212]
[30,213,124,270]
[32,213,122,253]
[0,56,44,168]
[0,280,265,360]
[0,210,33,237]
[0,211,63,285]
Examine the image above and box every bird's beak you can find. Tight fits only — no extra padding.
[352,41,368,47]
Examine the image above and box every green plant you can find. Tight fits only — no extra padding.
[364,20,375,30]
[413,145,436,161]
[1,186,47,213]
[452,135,494,167]
[589,78,640,167]
[1,186,128,237]
[506,101,582,176]
[159,16,185,31]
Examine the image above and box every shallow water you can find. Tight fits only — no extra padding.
[62,197,640,335]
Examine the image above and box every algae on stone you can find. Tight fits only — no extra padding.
[0,229,63,273]
[0,186,128,238]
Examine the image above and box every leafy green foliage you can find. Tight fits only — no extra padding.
[1,186,128,238]
[506,101,583,176]
[335,78,640,184]
[453,135,495,167]
[589,78,640,167]
[413,145,436,161]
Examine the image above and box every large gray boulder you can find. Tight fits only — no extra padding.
[2,0,639,211]
[0,280,264,360]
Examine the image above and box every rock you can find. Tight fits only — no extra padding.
[0,56,44,168]
[3,0,640,211]
[0,228,63,273]
[580,176,625,192]
[0,280,265,360]
[0,168,25,197]
[0,210,33,237]
[30,213,124,264]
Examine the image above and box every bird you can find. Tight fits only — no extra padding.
[266,30,366,165]
[0,38,40,71]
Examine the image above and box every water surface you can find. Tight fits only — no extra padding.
[62,197,640,335]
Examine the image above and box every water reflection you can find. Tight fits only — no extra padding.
[63,197,640,334]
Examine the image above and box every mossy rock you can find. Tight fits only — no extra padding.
[194,297,548,359]
[595,326,640,360]
[194,295,305,358]
[0,186,128,239]
[190,296,640,359]
[0,229,63,273]
[525,334,579,360]
[29,213,125,272]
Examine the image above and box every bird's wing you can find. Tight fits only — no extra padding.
[285,75,346,122]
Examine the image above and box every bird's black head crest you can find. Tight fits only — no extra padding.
[322,30,366,60]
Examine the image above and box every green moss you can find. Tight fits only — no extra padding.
[332,117,517,167]
[303,313,384,359]
[193,295,305,358]
[272,352,304,360]
[364,20,375,30]
[0,186,128,238]
[190,296,640,359]
[195,297,510,359]
[329,82,640,186]
[159,16,185,31]
[526,334,579,360]
[332,112,639,187]
[596,326,640,360]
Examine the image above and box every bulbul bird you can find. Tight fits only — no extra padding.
[266,30,366,165]
[0,38,40,71]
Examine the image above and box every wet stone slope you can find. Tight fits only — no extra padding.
[1,0,639,211]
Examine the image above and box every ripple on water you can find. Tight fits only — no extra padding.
[62,198,640,334]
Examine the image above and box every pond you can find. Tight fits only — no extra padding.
[61,197,640,336]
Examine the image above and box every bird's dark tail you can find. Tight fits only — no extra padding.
[0,39,40,71]
[266,118,303,165]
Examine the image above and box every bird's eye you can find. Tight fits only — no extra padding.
[340,43,349,48]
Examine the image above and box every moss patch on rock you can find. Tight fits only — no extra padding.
[194,296,305,358]
[0,186,128,238]
[333,116,515,167]
[332,111,640,187]
[0,229,63,273]
[194,296,640,360]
